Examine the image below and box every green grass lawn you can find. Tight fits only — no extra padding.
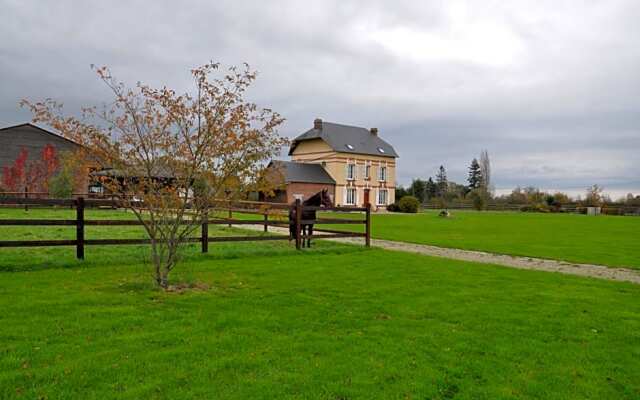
[320,210,640,269]
[0,208,639,399]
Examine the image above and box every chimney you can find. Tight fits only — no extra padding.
[370,127,378,136]
[314,118,323,130]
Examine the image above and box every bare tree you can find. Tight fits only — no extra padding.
[585,184,604,207]
[22,62,287,289]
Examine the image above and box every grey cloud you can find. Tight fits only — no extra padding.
[1,0,638,196]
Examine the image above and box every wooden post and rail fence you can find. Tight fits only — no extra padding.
[0,197,371,259]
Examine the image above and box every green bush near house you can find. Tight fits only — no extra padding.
[386,202,399,212]
[398,195,420,213]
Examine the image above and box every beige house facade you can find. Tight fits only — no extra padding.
[287,119,398,211]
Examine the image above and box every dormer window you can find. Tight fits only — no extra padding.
[377,147,385,154]
[346,144,354,150]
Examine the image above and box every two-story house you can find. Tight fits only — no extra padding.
[264,119,398,211]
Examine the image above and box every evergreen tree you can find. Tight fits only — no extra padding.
[395,185,409,200]
[467,158,483,190]
[435,165,448,197]
[409,178,427,203]
[425,177,437,200]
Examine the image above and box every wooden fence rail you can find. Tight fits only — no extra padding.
[0,197,370,259]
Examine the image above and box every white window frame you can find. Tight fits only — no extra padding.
[378,165,387,182]
[89,184,104,194]
[364,163,371,180]
[346,163,356,181]
[377,188,388,205]
[345,187,357,205]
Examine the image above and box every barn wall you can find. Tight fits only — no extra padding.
[0,124,86,193]
[0,125,78,166]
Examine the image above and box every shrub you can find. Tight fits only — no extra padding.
[468,189,487,211]
[520,203,550,213]
[433,197,448,209]
[544,194,563,212]
[545,195,555,206]
[602,206,624,216]
[398,196,420,213]
[49,170,74,198]
[386,202,399,212]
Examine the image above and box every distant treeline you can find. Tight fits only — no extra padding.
[394,151,640,212]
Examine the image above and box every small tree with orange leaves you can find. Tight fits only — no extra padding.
[22,62,286,289]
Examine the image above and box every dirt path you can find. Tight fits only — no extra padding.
[340,237,640,285]
[244,224,640,284]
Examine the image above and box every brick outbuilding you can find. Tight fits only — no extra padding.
[260,160,335,204]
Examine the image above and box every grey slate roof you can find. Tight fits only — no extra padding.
[268,161,335,185]
[0,123,80,147]
[288,121,399,158]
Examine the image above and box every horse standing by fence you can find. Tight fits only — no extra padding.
[289,189,333,248]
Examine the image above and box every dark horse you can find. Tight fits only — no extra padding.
[289,189,333,248]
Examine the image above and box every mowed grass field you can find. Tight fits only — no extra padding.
[0,208,639,399]
[321,210,640,269]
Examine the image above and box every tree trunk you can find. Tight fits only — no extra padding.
[150,237,181,290]
[157,271,169,289]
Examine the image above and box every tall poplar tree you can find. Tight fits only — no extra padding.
[436,165,448,197]
[479,150,492,195]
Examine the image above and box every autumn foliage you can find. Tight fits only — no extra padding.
[21,62,286,288]
[2,144,59,194]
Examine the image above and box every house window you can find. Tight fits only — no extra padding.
[345,188,357,205]
[377,189,388,205]
[346,163,356,180]
[379,166,387,181]
[364,164,371,179]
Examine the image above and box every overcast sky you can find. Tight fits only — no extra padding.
[1,0,639,198]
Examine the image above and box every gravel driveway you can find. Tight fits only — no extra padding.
[243,224,640,285]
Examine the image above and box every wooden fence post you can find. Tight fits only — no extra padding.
[365,202,371,247]
[228,208,232,228]
[201,208,208,253]
[263,211,268,233]
[295,198,302,250]
[76,197,85,260]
